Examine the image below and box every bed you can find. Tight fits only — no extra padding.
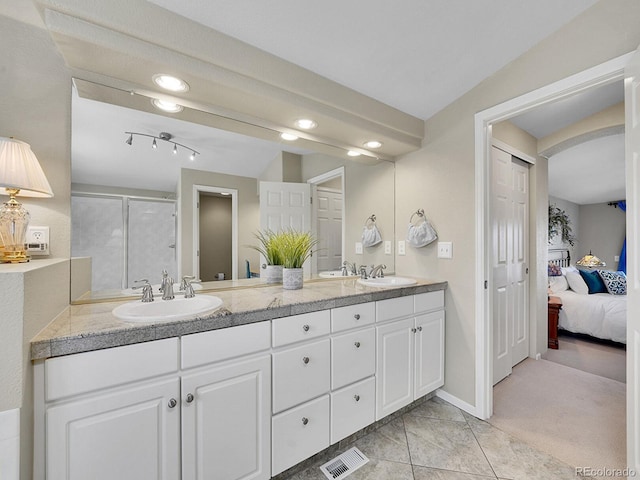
[548,248,627,344]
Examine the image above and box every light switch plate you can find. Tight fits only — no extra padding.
[355,242,363,254]
[437,241,452,259]
[398,240,406,256]
[384,240,392,255]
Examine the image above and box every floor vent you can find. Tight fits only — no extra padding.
[319,447,369,480]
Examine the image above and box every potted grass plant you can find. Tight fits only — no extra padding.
[249,230,285,284]
[279,229,318,290]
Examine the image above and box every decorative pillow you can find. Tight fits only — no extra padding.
[561,265,579,276]
[566,272,589,295]
[578,269,608,294]
[548,275,568,294]
[597,270,627,295]
[548,263,562,277]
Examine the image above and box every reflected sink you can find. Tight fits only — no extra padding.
[319,270,355,278]
[112,295,223,323]
[357,276,417,288]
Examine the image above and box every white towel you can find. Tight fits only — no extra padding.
[406,220,437,247]
[362,224,382,247]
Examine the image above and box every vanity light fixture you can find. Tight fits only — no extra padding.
[152,74,190,93]
[124,131,199,159]
[280,133,299,141]
[151,98,184,113]
[363,140,382,149]
[294,119,317,130]
[347,150,361,157]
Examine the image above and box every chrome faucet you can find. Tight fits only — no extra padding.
[160,270,175,300]
[369,264,387,279]
[180,275,201,298]
[342,260,357,276]
[133,279,154,303]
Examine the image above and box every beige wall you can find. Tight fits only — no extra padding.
[394,0,640,405]
[579,203,626,270]
[199,194,233,281]
[179,168,260,279]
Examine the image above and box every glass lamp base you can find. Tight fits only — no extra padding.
[0,192,30,263]
[0,246,29,263]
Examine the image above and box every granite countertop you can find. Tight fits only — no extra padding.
[31,277,447,361]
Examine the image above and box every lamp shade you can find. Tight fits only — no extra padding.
[576,251,606,268]
[0,137,53,198]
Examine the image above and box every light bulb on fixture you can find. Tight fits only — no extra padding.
[125,134,133,145]
[189,151,196,161]
[152,138,157,149]
[173,144,178,155]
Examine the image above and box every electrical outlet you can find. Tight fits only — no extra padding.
[398,240,406,256]
[355,242,363,255]
[26,226,50,256]
[384,240,392,255]
[437,242,452,259]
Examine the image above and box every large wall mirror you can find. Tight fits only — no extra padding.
[70,80,395,303]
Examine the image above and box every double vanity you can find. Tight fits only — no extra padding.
[31,276,446,480]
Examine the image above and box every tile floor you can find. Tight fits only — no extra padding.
[287,396,585,480]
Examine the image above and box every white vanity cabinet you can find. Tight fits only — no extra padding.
[40,322,272,480]
[43,338,182,480]
[375,291,445,420]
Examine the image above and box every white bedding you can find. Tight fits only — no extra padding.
[554,290,626,344]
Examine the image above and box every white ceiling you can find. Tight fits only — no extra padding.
[148,0,597,120]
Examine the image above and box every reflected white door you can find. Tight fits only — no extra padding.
[491,146,529,385]
[315,187,343,272]
[625,45,640,475]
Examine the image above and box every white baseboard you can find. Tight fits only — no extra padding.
[436,389,481,418]
[0,408,20,480]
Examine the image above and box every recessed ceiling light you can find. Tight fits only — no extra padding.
[152,74,190,93]
[151,98,184,113]
[280,132,299,141]
[220,192,231,196]
[347,150,361,157]
[363,140,383,149]
[295,119,317,130]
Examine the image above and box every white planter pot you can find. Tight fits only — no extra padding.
[282,267,303,290]
[262,264,283,284]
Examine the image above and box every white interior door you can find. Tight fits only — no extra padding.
[315,187,343,273]
[491,146,529,385]
[259,181,311,274]
[625,45,640,476]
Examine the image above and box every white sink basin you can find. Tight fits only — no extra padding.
[318,270,354,278]
[112,295,223,323]
[357,276,417,288]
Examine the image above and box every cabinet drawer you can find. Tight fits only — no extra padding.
[331,377,375,444]
[272,339,330,413]
[331,302,375,333]
[414,290,444,313]
[331,328,375,390]
[272,395,330,476]
[272,310,330,347]
[181,321,271,369]
[45,338,179,402]
[376,296,414,322]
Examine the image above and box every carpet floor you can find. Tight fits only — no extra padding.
[490,357,626,477]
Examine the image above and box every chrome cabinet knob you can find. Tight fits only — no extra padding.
[417,326,423,332]
[168,398,177,408]
[186,393,194,403]
[354,341,361,348]
[411,327,417,333]
[354,395,360,402]
[302,417,309,426]
[302,356,310,364]
[303,324,310,332]
[354,314,361,320]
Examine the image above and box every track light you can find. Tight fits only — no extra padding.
[124,131,199,160]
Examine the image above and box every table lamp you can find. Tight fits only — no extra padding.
[0,137,54,263]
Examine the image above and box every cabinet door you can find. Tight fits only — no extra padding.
[47,377,180,480]
[181,355,271,480]
[375,318,415,420]
[415,311,445,398]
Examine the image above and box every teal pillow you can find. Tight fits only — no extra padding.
[578,269,608,294]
